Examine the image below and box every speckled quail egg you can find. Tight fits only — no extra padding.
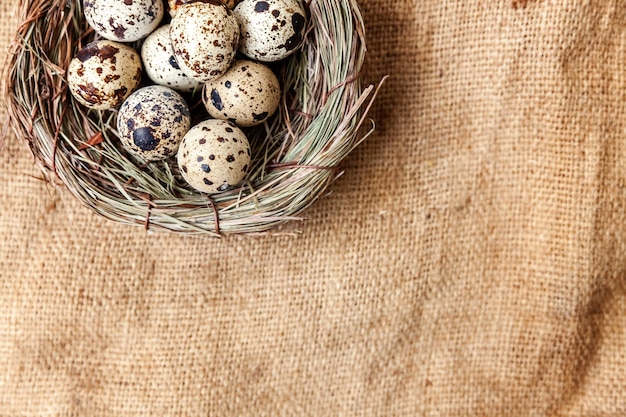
[141,25,202,93]
[169,2,240,82]
[168,0,240,17]
[177,119,251,193]
[83,0,165,42]
[203,60,281,127]
[233,0,306,62]
[116,86,191,161]
[67,40,142,110]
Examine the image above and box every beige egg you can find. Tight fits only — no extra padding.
[116,86,191,161]
[177,119,251,193]
[168,0,240,17]
[169,2,239,82]
[67,40,142,110]
[84,0,164,42]
[233,0,306,62]
[202,60,281,127]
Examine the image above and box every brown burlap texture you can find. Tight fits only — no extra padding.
[2,0,626,415]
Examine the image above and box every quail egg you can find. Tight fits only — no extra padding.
[203,60,281,127]
[177,119,251,193]
[116,85,191,161]
[83,0,165,42]
[169,2,240,82]
[67,40,142,110]
[141,25,202,93]
[233,0,306,62]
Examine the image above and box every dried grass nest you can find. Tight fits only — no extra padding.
[5,0,383,237]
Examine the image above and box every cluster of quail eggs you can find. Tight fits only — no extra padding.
[67,0,306,194]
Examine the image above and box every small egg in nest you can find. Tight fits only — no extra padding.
[169,2,240,82]
[177,119,251,194]
[116,86,191,161]
[67,40,142,110]
[233,0,306,62]
[203,60,281,127]
[83,0,165,42]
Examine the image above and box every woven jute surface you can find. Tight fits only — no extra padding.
[2,0,626,415]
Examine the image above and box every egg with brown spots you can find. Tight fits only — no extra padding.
[169,2,240,82]
[116,86,191,161]
[83,0,164,42]
[167,0,240,17]
[177,119,251,193]
[233,0,306,62]
[141,25,202,93]
[67,40,142,110]
[202,60,281,127]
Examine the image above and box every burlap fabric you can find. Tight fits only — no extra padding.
[2,0,626,415]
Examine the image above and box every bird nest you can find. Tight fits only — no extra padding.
[5,0,382,237]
